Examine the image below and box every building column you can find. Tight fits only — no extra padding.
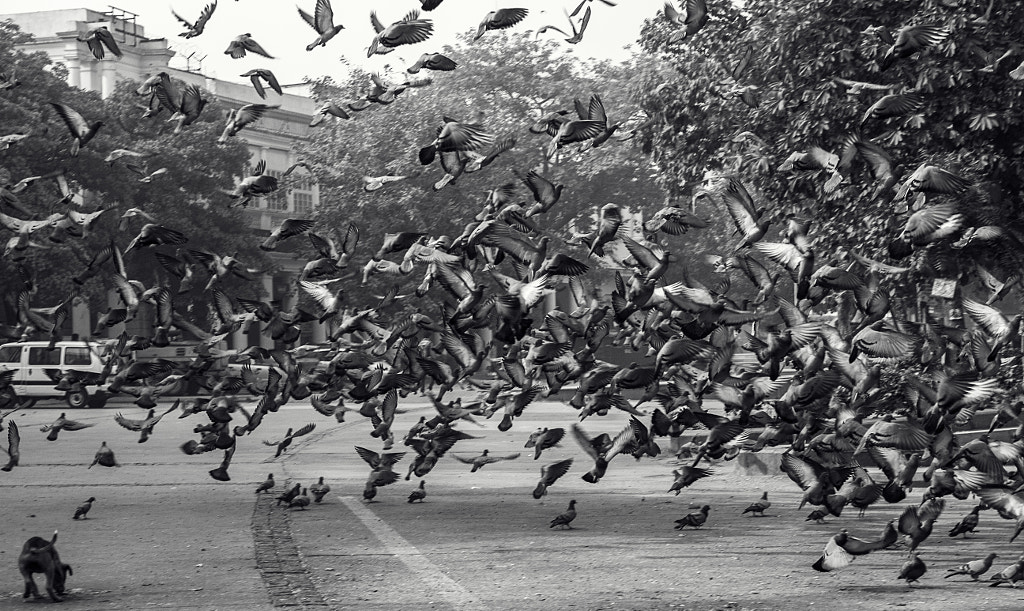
[311,321,327,344]
[259,275,274,350]
[281,282,297,312]
[543,291,557,316]
[79,59,95,92]
[100,61,116,99]
[231,326,247,351]
[71,296,90,340]
[64,57,81,88]
[106,288,124,339]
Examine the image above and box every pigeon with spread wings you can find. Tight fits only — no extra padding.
[50,102,103,157]
[224,33,274,59]
[241,69,282,100]
[263,423,316,458]
[218,104,279,143]
[298,0,344,51]
[452,449,521,472]
[368,10,434,57]
[114,402,177,443]
[78,26,122,59]
[40,412,95,442]
[1,420,18,471]
[664,0,709,43]
[260,218,315,251]
[172,1,216,39]
[879,23,950,70]
[533,457,573,499]
[476,8,529,41]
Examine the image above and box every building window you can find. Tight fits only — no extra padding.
[265,170,287,211]
[293,192,313,214]
[289,173,315,214]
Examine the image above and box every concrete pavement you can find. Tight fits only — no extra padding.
[4,396,1024,610]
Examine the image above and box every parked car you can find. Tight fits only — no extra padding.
[223,357,272,388]
[0,341,111,408]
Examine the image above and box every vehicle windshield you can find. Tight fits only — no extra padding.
[0,346,19,363]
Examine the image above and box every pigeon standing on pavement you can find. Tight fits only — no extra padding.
[310,476,331,503]
[549,499,577,529]
[989,555,1024,587]
[675,505,710,529]
[408,480,426,503]
[899,553,927,584]
[948,504,983,537]
[743,491,771,516]
[945,553,997,580]
[289,488,311,510]
[276,483,301,506]
[88,441,120,468]
[73,497,96,519]
[256,473,275,494]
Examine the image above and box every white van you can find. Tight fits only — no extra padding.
[0,341,111,408]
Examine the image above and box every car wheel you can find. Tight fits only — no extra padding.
[66,390,88,409]
[87,391,109,409]
[17,398,37,409]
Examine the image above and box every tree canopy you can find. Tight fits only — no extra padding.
[296,31,663,307]
[633,0,1024,309]
[0,21,268,335]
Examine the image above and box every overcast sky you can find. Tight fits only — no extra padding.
[6,0,668,86]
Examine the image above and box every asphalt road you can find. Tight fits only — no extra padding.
[2,395,1024,610]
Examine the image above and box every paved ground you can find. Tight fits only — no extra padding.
[2,395,1024,610]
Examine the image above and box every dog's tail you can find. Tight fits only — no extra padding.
[29,531,58,554]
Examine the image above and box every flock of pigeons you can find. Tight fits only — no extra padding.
[2,0,1024,594]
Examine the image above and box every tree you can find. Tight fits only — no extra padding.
[295,32,663,310]
[633,0,1024,310]
[0,21,269,338]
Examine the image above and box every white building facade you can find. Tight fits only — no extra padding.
[1,7,326,347]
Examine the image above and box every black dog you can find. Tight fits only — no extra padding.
[18,531,72,602]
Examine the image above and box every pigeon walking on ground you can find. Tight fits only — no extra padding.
[89,441,119,468]
[899,553,927,584]
[550,499,577,529]
[408,480,426,503]
[945,553,997,580]
[73,497,95,519]
[289,488,311,510]
[675,505,710,529]
[276,483,301,506]
[743,491,771,516]
[310,476,331,503]
[256,473,275,493]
